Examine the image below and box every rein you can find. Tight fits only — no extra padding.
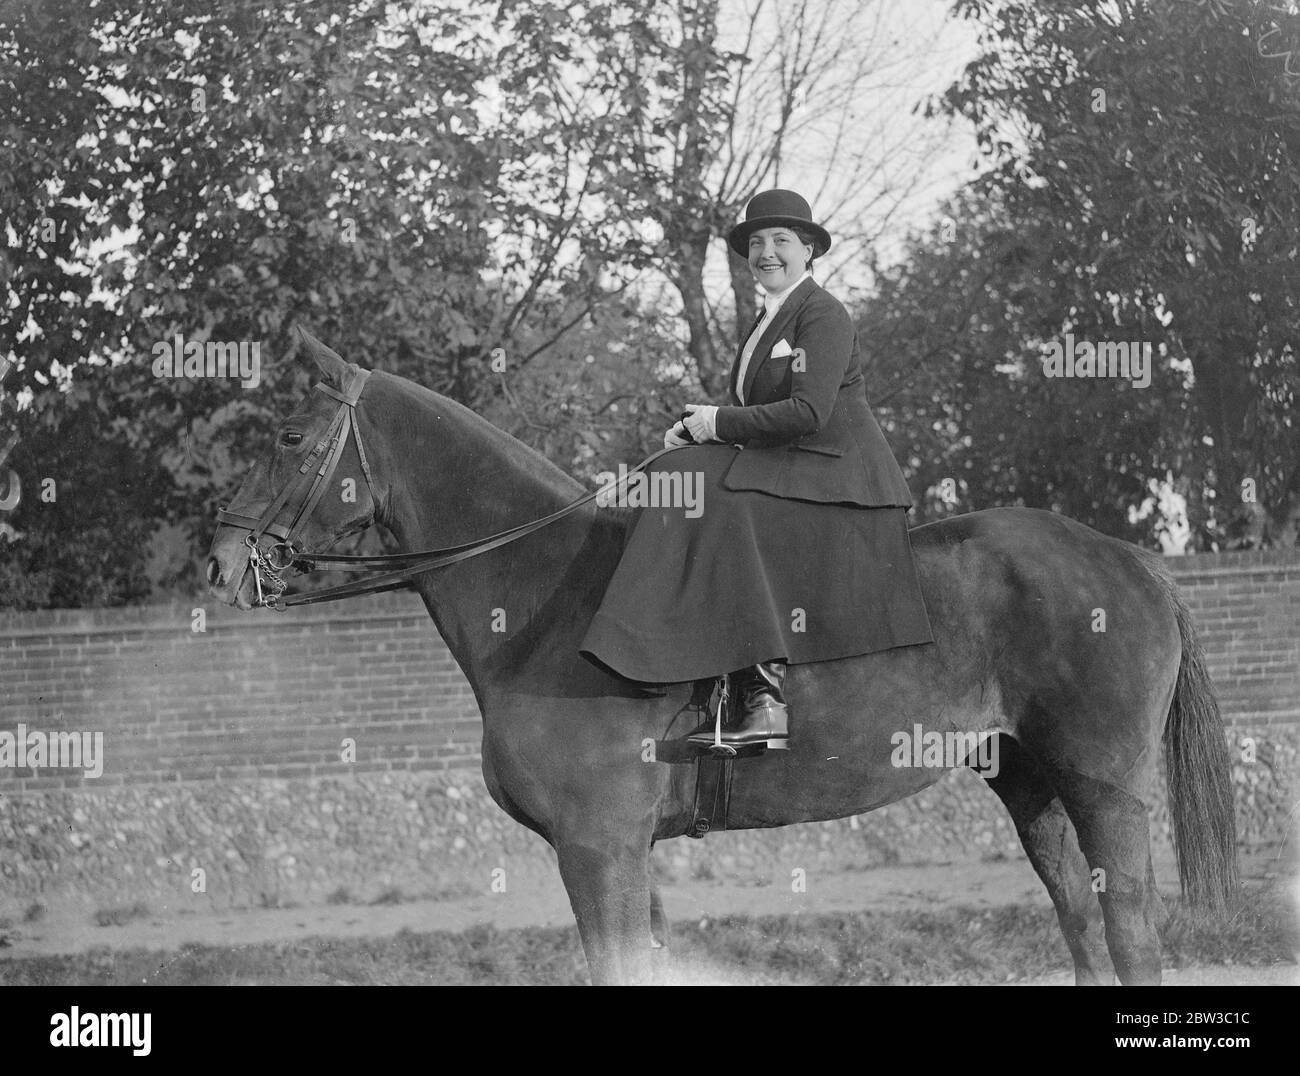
[217,365,680,610]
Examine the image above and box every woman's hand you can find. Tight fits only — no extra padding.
[681,404,720,443]
[663,421,693,449]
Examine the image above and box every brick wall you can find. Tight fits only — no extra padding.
[1,549,1297,796]
[0,593,482,794]
[1166,550,1300,727]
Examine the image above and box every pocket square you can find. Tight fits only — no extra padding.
[770,338,793,358]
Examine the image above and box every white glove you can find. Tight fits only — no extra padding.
[682,404,720,443]
[664,422,692,448]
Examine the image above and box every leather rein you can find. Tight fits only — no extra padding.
[216,365,676,610]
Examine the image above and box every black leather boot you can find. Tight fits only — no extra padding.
[686,661,789,750]
[669,677,724,743]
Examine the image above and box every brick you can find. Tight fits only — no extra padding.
[3,556,1296,788]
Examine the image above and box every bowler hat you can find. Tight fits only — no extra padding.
[726,189,832,258]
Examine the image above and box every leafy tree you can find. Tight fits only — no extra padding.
[0,362,175,608]
[862,186,1190,549]
[928,0,1299,548]
[0,0,666,605]
[0,0,961,607]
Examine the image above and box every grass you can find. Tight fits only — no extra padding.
[1,893,1292,986]
[254,892,298,911]
[92,901,153,928]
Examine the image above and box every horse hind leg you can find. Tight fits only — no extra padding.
[1055,769,1164,986]
[984,735,1113,985]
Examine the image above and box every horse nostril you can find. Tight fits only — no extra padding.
[206,557,221,587]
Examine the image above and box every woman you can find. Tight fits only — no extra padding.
[580,189,933,749]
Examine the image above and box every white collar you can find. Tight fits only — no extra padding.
[761,271,812,316]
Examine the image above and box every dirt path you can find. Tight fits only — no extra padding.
[2,858,1058,958]
[5,852,1292,986]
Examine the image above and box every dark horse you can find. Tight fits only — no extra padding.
[206,334,1238,985]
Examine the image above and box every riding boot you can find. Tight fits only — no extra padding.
[670,677,725,743]
[686,661,789,750]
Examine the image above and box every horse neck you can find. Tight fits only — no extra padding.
[366,377,628,698]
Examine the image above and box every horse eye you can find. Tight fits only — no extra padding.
[281,431,304,446]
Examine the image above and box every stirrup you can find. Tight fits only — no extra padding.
[685,676,769,756]
[703,675,732,755]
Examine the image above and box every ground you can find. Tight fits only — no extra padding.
[2,849,1294,985]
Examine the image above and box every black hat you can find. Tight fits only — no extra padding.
[726,189,832,258]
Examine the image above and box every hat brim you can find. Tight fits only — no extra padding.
[727,216,832,259]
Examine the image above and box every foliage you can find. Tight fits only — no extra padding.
[864,186,1191,548]
[0,0,677,605]
[921,0,1300,548]
[3,0,1296,609]
[0,362,176,608]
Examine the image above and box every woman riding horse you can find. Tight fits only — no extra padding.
[580,189,933,749]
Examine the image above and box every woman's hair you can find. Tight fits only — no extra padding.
[788,226,818,269]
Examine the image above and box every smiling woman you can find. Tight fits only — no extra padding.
[579,189,935,751]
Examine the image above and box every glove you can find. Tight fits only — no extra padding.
[664,422,693,449]
[681,404,720,443]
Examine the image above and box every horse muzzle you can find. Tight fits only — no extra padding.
[206,529,261,610]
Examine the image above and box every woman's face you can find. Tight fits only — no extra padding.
[748,227,812,294]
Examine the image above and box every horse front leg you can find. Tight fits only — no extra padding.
[650,879,671,949]
[556,836,659,985]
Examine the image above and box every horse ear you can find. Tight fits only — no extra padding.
[294,326,350,388]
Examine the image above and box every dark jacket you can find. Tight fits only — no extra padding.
[715,277,914,508]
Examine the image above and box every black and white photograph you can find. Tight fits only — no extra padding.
[0,0,1296,1030]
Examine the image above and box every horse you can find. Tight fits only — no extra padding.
[205,332,1238,985]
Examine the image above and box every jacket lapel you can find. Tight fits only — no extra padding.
[738,277,817,405]
[730,309,765,400]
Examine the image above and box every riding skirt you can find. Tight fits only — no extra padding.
[579,445,934,684]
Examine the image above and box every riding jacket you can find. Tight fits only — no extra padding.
[716,277,914,508]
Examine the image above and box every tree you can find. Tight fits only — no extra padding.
[0,0,669,605]
[0,0,972,607]
[860,186,1191,549]
[932,0,1300,548]
[495,0,958,402]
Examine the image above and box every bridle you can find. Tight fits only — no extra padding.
[216,365,377,607]
[216,364,678,610]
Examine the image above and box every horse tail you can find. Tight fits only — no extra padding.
[1136,550,1239,913]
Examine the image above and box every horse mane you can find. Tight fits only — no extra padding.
[356,366,639,555]
[366,367,589,503]
[351,365,643,699]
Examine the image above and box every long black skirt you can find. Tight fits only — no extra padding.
[579,445,934,684]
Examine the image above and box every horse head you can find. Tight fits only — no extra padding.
[206,329,384,610]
